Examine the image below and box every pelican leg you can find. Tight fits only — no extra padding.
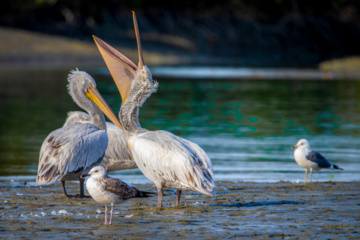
[304,169,308,183]
[79,178,91,198]
[175,190,182,207]
[157,187,163,207]
[61,181,71,198]
[309,169,313,183]
[104,205,108,225]
[109,203,114,225]
[61,180,88,198]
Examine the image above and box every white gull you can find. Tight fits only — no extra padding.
[292,139,343,183]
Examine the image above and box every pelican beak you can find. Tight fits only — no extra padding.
[85,84,123,130]
[93,12,146,105]
[132,11,145,69]
[93,12,145,105]
[93,36,136,105]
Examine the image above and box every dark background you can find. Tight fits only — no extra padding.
[1,0,360,68]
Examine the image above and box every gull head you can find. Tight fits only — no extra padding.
[82,166,107,179]
[292,139,310,150]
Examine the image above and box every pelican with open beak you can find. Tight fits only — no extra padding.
[93,12,215,207]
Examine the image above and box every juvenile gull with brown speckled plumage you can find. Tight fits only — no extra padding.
[82,166,150,225]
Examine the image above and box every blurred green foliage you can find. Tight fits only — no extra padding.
[1,0,359,67]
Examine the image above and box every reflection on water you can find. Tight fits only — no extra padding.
[1,69,360,184]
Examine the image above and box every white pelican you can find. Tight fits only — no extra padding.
[93,12,215,207]
[37,70,123,198]
[63,111,137,171]
[82,166,149,225]
[292,139,343,183]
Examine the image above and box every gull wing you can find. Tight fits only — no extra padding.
[103,177,147,199]
[306,151,332,168]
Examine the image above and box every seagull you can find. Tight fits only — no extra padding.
[292,139,343,183]
[82,166,150,225]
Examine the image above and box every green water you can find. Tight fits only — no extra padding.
[0,68,359,183]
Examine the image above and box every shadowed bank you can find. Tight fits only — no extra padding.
[1,1,360,69]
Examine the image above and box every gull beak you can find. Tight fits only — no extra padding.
[291,144,297,149]
[81,173,89,178]
[85,83,123,130]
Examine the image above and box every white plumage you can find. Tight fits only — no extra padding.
[130,130,213,195]
[292,139,343,183]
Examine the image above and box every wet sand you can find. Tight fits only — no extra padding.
[0,181,359,239]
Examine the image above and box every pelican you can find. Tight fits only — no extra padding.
[93,12,215,207]
[37,69,123,198]
[292,139,343,183]
[82,166,149,225]
[63,111,137,171]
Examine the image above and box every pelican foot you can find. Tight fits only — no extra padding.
[66,194,91,199]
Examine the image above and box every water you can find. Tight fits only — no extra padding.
[1,68,359,185]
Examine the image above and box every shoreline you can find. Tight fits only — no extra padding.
[1,27,360,80]
[1,181,359,239]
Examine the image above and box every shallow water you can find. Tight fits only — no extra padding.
[0,68,360,184]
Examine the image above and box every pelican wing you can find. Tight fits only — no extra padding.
[131,130,215,195]
[37,123,108,185]
[63,111,136,171]
[100,122,136,171]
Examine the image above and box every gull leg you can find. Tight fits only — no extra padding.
[310,169,313,183]
[175,190,182,207]
[304,169,307,183]
[109,203,114,225]
[104,205,108,225]
[157,187,163,207]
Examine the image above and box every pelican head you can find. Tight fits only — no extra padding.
[93,11,158,108]
[67,70,99,111]
[82,166,107,180]
[292,139,310,150]
[67,69,122,130]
